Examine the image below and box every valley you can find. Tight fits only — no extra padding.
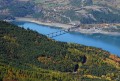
[0,0,120,81]
[1,0,120,35]
[0,21,120,81]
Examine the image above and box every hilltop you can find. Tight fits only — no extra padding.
[0,21,120,81]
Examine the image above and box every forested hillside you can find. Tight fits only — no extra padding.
[0,21,120,81]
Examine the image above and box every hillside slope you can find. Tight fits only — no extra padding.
[0,0,120,24]
[0,21,120,81]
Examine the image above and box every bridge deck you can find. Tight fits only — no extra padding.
[46,25,80,38]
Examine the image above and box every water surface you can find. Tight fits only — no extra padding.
[13,21,120,56]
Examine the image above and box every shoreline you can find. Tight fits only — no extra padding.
[14,17,120,36]
[15,17,72,29]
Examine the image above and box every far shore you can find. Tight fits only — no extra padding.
[15,17,72,29]
[13,17,120,36]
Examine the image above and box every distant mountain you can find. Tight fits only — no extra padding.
[0,0,120,24]
[93,0,120,9]
[0,21,120,81]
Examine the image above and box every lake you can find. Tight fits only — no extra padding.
[12,21,120,56]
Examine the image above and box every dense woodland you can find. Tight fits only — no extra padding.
[0,21,120,81]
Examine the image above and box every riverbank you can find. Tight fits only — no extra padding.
[13,20,120,56]
[14,17,120,35]
[72,27,120,35]
[15,17,72,29]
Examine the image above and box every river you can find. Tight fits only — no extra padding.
[12,21,120,56]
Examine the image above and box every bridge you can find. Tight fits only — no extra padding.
[46,25,80,38]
